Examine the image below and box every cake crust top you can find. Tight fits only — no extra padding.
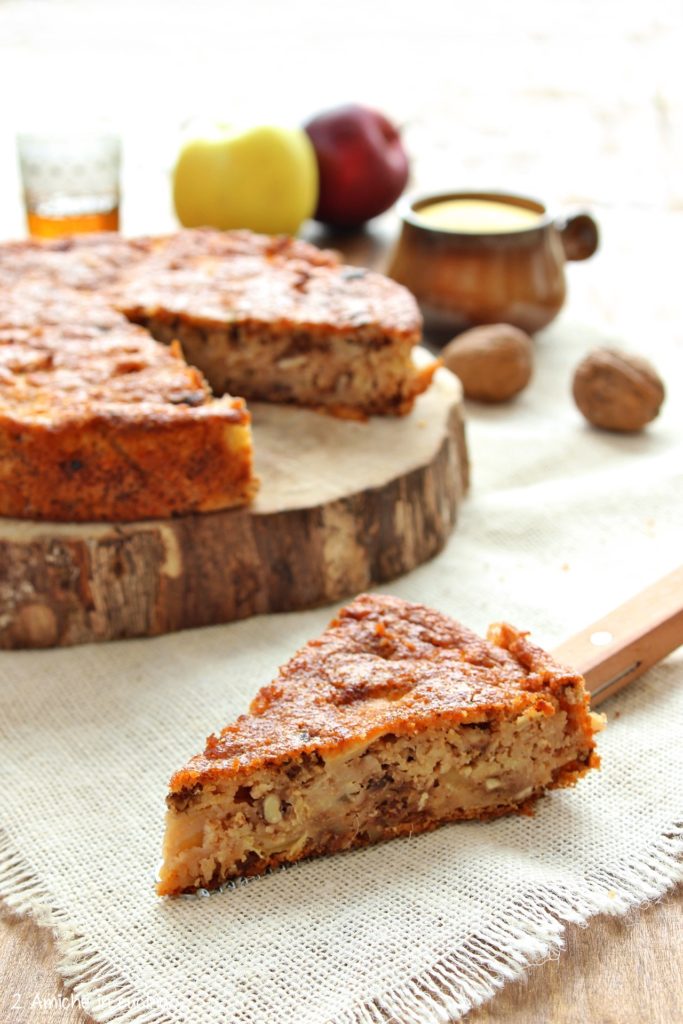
[170,594,593,792]
[0,313,248,427]
[0,229,422,339]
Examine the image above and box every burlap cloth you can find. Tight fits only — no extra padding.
[1,316,682,1024]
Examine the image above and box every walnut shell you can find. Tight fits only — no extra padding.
[441,324,533,403]
[572,348,665,432]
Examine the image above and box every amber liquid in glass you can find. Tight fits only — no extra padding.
[26,205,119,239]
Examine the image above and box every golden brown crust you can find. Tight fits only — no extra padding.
[0,309,255,521]
[169,593,598,793]
[0,228,418,341]
[0,230,339,295]
[115,251,421,340]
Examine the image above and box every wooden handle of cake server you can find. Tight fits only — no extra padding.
[552,566,683,707]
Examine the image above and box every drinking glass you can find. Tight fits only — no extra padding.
[17,133,121,239]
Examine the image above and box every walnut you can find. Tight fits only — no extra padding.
[572,348,665,432]
[441,324,533,402]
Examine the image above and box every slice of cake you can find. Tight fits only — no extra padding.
[158,594,603,895]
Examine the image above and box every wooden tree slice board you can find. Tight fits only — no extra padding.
[0,367,468,649]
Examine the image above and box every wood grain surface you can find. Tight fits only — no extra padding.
[0,373,467,648]
[1,1,681,1021]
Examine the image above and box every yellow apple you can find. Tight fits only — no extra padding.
[173,124,318,236]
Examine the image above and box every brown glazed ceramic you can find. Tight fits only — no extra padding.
[387,191,599,336]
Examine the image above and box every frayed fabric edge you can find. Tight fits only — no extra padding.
[330,822,683,1024]
[0,831,175,1024]
[1,823,682,1024]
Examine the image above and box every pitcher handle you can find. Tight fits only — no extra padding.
[557,211,599,261]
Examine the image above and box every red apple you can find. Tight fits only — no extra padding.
[304,104,410,228]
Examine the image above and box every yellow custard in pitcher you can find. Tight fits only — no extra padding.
[417,198,544,234]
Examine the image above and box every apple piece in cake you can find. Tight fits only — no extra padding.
[158,593,603,895]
